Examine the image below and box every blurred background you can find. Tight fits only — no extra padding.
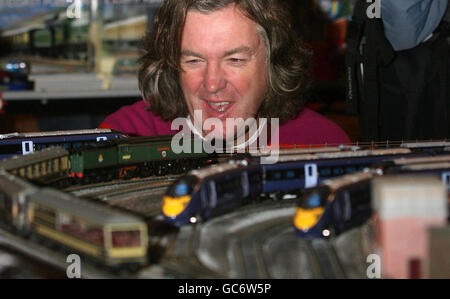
[0,0,359,141]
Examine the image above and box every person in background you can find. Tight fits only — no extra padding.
[381,0,448,51]
[346,0,449,141]
[100,0,350,146]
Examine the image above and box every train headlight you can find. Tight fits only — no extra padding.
[189,217,198,224]
[322,229,330,237]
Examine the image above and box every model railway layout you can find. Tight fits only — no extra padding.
[0,132,449,278]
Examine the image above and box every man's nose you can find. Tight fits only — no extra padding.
[203,62,226,93]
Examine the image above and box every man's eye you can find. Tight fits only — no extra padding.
[228,58,247,65]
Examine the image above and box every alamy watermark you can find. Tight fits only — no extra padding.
[66,254,81,279]
[366,0,381,19]
[366,254,381,278]
[66,0,82,19]
[171,110,280,164]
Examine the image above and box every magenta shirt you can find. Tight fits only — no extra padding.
[100,100,350,145]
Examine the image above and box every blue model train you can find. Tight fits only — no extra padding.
[162,159,262,226]
[294,170,378,239]
[293,155,450,239]
[0,129,127,160]
[260,148,416,197]
[162,143,450,227]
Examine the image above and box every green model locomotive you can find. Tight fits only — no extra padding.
[0,135,215,185]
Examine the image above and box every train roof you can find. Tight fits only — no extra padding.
[321,171,377,193]
[275,148,412,163]
[78,134,193,151]
[28,188,144,226]
[0,170,37,196]
[253,146,344,157]
[189,160,250,180]
[0,147,69,170]
[392,155,450,166]
[0,129,119,139]
[400,141,450,149]
[400,162,450,171]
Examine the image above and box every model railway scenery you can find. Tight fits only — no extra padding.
[0,130,448,279]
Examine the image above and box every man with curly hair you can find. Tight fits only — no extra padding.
[100,0,350,146]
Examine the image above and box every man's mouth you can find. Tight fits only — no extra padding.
[206,101,233,113]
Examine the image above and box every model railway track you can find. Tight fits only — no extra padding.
[192,200,298,278]
[65,175,179,197]
[102,187,169,219]
[82,181,171,201]
[188,198,362,279]
[161,226,226,278]
[235,220,289,278]
[307,240,346,278]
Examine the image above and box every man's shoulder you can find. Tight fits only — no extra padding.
[279,108,350,145]
[101,100,175,136]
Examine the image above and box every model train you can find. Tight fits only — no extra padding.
[0,135,218,185]
[293,170,379,238]
[162,142,450,227]
[162,158,261,225]
[293,156,450,239]
[0,129,127,161]
[0,170,148,270]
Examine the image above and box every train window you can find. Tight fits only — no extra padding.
[0,144,22,155]
[175,184,189,197]
[285,170,296,179]
[307,193,321,208]
[209,181,217,208]
[167,176,196,197]
[342,192,352,221]
[333,168,344,176]
[273,172,282,180]
[345,167,356,174]
[111,230,141,248]
[319,167,331,177]
[33,204,56,227]
[59,214,104,247]
[299,188,327,209]
[241,172,249,197]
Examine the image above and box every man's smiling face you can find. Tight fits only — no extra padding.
[179,4,268,140]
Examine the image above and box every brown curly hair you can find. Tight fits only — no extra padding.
[139,0,311,123]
